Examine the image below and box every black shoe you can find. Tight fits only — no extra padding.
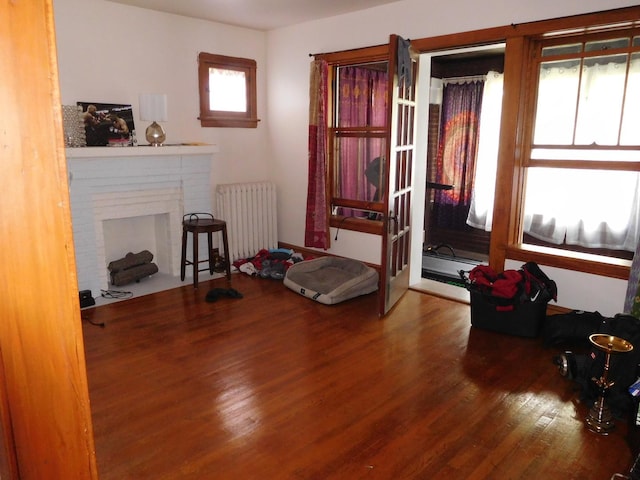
[205,287,228,302]
[226,288,243,299]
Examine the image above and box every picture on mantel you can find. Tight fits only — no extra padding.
[77,102,135,147]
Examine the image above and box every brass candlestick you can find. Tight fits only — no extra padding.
[585,333,633,435]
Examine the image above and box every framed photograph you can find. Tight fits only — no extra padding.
[77,102,135,146]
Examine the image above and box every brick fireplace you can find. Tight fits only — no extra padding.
[93,187,183,291]
[66,146,218,296]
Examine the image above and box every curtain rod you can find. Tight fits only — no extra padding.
[442,74,486,85]
[308,41,393,57]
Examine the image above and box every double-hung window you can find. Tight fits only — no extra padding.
[329,61,388,227]
[521,29,640,260]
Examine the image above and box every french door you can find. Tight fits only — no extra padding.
[379,35,419,316]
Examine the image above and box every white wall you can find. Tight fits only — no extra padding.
[53,0,271,193]
[266,0,639,315]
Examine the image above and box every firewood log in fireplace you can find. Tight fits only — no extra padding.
[110,263,159,286]
[108,250,158,286]
[108,250,154,273]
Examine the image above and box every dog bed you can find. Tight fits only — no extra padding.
[283,257,379,305]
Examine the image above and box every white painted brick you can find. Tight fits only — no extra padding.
[68,153,213,294]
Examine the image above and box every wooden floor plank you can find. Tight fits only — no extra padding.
[81,274,634,479]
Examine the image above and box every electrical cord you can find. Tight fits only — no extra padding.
[82,315,105,328]
[100,289,133,299]
[424,243,456,257]
[81,289,133,328]
[334,216,352,241]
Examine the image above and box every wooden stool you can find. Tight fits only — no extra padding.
[180,213,231,288]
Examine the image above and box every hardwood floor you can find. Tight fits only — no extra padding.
[81,274,633,479]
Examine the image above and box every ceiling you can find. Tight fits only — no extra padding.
[106,0,404,31]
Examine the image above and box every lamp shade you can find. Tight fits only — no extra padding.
[139,93,168,122]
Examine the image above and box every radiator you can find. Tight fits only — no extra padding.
[216,181,278,262]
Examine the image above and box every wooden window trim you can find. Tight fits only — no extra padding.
[413,7,640,279]
[330,127,387,215]
[504,243,631,280]
[325,47,390,235]
[198,52,259,128]
[527,160,640,171]
[320,6,640,275]
[330,215,384,236]
[316,45,388,66]
[511,21,640,278]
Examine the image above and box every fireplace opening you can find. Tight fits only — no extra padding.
[92,187,184,292]
[103,213,171,283]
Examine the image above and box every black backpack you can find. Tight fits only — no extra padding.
[554,313,640,418]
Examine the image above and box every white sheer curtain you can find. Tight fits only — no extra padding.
[534,59,640,145]
[524,168,640,250]
[467,59,640,252]
[466,71,503,231]
[209,68,247,112]
[525,57,640,251]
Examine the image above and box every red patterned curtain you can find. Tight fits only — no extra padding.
[432,80,484,230]
[305,59,330,249]
[336,66,387,217]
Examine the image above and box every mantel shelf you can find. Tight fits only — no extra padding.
[65,144,219,159]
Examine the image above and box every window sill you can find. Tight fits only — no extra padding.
[330,215,383,236]
[504,244,631,280]
[199,117,259,128]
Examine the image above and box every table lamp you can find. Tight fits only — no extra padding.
[139,93,168,146]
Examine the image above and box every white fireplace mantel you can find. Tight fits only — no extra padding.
[65,144,219,159]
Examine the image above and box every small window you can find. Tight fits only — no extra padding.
[198,53,258,128]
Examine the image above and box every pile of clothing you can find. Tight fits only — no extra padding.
[464,261,557,310]
[233,248,306,280]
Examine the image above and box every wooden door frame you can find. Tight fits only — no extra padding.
[0,1,98,478]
